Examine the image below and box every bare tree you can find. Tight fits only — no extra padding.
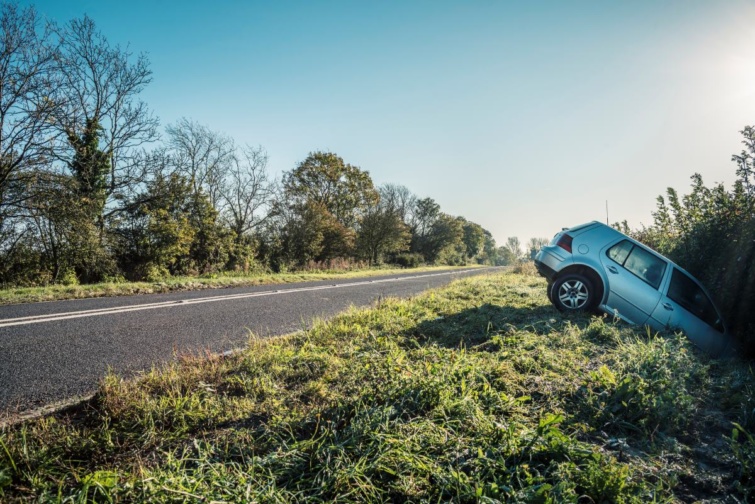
[165,118,235,208]
[526,237,549,258]
[0,4,59,265]
[379,183,416,225]
[0,4,57,198]
[219,145,275,242]
[49,15,159,213]
[505,236,523,259]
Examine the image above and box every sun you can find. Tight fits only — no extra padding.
[718,6,755,103]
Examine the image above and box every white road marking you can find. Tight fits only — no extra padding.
[0,269,490,328]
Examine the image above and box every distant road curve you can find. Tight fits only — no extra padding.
[0,267,501,418]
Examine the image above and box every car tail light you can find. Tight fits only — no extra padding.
[556,234,573,253]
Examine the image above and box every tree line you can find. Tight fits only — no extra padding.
[0,4,535,287]
[616,125,755,354]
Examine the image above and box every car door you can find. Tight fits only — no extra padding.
[599,240,667,325]
[649,267,732,356]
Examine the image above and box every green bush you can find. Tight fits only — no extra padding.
[58,268,79,286]
[144,263,170,282]
[392,252,424,268]
[621,125,755,355]
[102,274,127,284]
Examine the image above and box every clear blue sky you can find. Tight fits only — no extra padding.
[21,0,755,245]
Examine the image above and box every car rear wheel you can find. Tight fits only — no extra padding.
[551,274,594,312]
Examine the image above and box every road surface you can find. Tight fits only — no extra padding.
[0,268,499,415]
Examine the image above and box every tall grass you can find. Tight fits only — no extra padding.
[0,272,752,502]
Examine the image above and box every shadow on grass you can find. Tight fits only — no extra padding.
[404,302,595,349]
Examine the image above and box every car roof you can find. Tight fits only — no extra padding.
[569,221,696,280]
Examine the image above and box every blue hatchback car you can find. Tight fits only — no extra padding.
[534,221,736,357]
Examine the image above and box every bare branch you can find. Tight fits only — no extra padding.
[218,144,275,240]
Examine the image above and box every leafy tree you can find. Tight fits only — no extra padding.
[410,197,440,237]
[461,220,486,260]
[356,185,411,265]
[268,200,333,269]
[186,188,233,275]
[282,204,325,268]
[425,214,465,264]
[272,151,375,265]
[409,197,441,259]
[27,172,116,283]
[113,173,224,279]
[477,229,498,265]
[67,118,110,225]
[732,125,755,202]
[496,245,518,266]
[282,151,378,228]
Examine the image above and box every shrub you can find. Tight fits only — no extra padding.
[58,268,79,286]
[392,252,424,268]
[299,257,368,272]
[622,125,755,355]
[137,263,170,282]
[512,260,537,276]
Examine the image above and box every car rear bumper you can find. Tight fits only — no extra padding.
[534,259,557,281]
[534,247,568,281]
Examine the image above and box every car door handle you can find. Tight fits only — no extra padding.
[607,266,618,274]
[662,302,674,311]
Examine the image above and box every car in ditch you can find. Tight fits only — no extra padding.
[534,221,736,357]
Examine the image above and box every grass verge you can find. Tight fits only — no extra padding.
[0,265,478,306]
[0,271,753,502]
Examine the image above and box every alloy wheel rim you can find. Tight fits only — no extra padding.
[558,280,588,309]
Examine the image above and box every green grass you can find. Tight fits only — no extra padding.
[1,271,753,502]
[0,265,476,306]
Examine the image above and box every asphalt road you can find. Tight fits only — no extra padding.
[0,267,500,415]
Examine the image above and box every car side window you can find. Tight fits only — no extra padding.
[607,240,633,264]
[667,268,723,332]
[606,240,667,289]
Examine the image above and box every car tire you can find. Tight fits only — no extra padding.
[546,282,554,303]
[551,274,594,312]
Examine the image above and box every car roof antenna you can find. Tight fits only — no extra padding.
[605,200,609,225]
